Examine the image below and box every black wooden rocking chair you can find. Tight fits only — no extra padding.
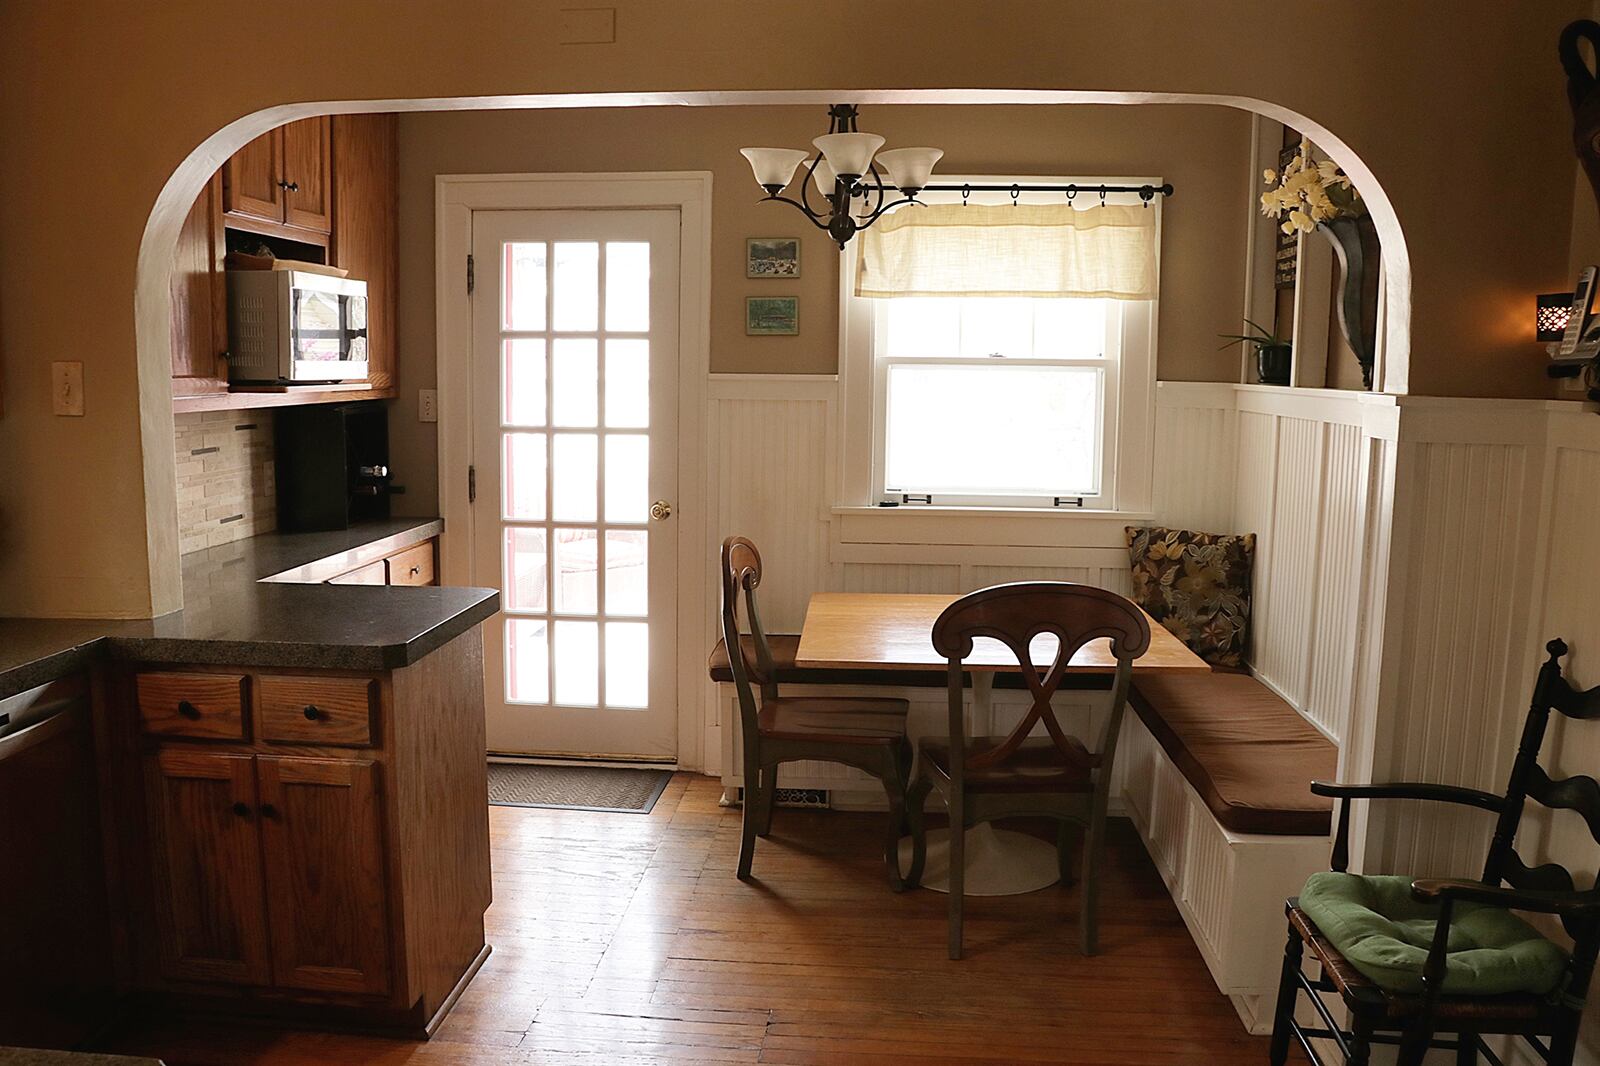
[1269,638,1600,1066]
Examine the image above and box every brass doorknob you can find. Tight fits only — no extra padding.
[649,500,673,521]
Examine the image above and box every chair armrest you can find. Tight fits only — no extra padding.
[1410,878,1600,917]
[1311,780,1505,813]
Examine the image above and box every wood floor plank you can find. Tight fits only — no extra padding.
[95,773,1270,1065]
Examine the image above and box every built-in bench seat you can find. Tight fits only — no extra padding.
[1120,670,1336,1035]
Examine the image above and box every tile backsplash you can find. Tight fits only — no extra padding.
[174,410,276,554]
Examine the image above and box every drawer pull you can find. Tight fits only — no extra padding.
[259,803,279,819]
[303,704,324,721]
[409,566,420,577]
[177,700,202,720]
[232,802,251,818]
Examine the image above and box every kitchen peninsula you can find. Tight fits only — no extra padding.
[0,518,497,1040]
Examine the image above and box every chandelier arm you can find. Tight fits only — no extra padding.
[854,194,923,229]
[759,194,835,234]
[796,154,833,218]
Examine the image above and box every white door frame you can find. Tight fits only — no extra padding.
[436,171,712,770]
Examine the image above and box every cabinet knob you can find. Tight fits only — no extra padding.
[409,566,420,577]
[302,704,323,721]
[232,802,251,818]
[176,700,201,720]
[259,803,279,819]
[277,179,300,192]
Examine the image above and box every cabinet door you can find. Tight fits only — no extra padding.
[169,173,228,396]
[257,757,390,994]
[330,114,397,388]
[222,127,284,224]
[143,750,271,985]
[282,117,332,234]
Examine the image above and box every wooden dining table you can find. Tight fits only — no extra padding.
[794,591,1210,896]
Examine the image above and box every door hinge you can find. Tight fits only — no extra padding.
[466,253,475,294]
[468,464,477,504]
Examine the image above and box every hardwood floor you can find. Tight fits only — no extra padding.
[97,773,1268,1064]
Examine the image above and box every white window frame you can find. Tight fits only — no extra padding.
[838,175,1159,518]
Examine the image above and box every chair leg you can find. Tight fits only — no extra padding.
[1456,1032,1478,1065]
[947,790,965,960]
[1348,1017,1374,1066]
[904,773,931,889]
[879,747,909,892]
[1396,1017,1436,1066]
[1079,809,1105,956]
[1548,1018,1581,1066]
[755,762,777,837]
[737,753,762,881]
[1055,821,1077,884]
[1267,922,1304,1066]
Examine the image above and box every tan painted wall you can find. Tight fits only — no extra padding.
[0,0,1582,617]
[389,103,1252,513]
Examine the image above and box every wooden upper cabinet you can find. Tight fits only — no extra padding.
[169,173,229,395]
[331,114,398,389]
[221,128,283,225]
[221,119,330,235]
[282,117,332,234]
[143,751,272,986]
[256,757,391,995]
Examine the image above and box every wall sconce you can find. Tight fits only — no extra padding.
[1537,292,1575,342]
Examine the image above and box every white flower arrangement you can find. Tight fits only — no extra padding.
[1261,138,1364,235]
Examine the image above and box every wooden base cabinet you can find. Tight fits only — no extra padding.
[107,628,490,1036]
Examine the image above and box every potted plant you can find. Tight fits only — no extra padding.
[1220,319,1293,385]
[1261,139,1380,389]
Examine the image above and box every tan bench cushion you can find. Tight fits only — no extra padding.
[1130,672,1336,836]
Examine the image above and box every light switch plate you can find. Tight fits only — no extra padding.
[419,388,438,423]
[51,361,84,416]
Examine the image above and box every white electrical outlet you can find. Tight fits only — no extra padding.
[419,389,438,423]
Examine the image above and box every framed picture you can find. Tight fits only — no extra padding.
[746,238,800,279]
[746,296,798,336]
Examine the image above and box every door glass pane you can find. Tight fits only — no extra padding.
[503,433,547,521]
[604,435,648,523]
[505,619,549,704]
[604,530,648,616]
[552,434,598,522]
[553,528,599,614]
[503,339,547,427]
[605,340,649,428]
[605,623,648,708]
[552,242,599,331]
[503,527,548,612]
[504,242,547,331]
[554,621,599,707]
[552,339,598,427]
[605,242,650,332]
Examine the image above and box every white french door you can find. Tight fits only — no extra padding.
[470,210,680,760]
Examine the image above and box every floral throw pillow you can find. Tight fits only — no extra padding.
[1126,526,1255,669]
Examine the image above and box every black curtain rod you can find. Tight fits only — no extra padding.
[918,182,1175,199]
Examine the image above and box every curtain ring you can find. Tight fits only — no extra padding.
[1066,186,1077,203]
[961,184,971,206]
[1010,184,1020,207]
[1098,186,1107,207]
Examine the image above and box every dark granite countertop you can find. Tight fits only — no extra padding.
[0,518,498,699]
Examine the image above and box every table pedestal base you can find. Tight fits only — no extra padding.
[897,824,1061,896]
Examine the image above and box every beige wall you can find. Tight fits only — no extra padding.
[390,103,1252,513]
[0,0,1584,617]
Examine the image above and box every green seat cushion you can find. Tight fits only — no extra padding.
[1299,872,1568,996]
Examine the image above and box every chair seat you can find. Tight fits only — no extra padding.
[756,696,910,745]
[919,735,1096,794]
[1296,873,1569,998]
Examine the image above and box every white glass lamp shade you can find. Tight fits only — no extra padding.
[740,147,808,191]
[875,147,943,193]
[809,156,838,198]
[812,132,885,181]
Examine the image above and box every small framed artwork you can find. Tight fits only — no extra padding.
[746,296,799,336]
[746,238,801,279]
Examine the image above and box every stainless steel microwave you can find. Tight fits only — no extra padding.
[225,270,369,383]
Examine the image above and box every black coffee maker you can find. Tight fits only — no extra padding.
[274,401,397,531]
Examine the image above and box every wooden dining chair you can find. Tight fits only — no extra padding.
[905,581,1151,959]
[719,536,915,889]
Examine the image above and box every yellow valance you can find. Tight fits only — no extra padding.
[855,202,1158,300]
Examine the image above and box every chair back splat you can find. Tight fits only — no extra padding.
[720,536,778,740]
[930,582,1152,783]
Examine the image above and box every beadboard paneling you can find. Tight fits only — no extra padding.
[1154,383,1237,531]
[1305,422,1364,743]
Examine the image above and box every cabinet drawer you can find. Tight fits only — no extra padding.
[328,560,386,586]
[387,541,436,587]
[137,672,248,740]
[258,676,377,747]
